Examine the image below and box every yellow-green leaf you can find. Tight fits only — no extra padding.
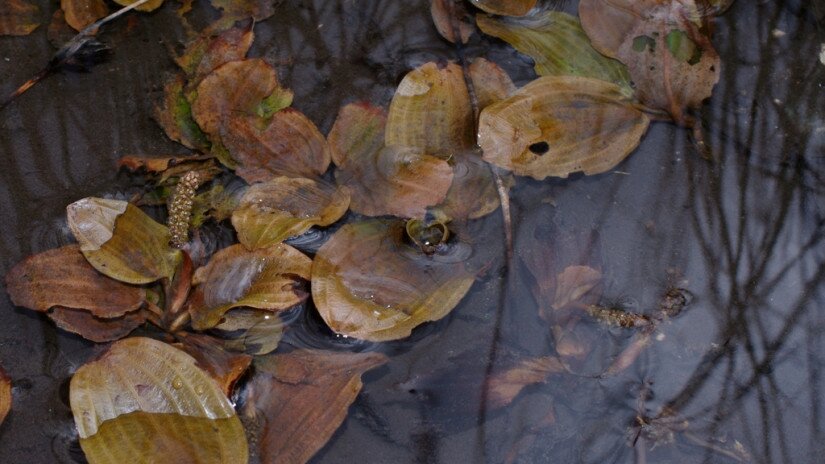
[67,198,181,284]
[478,76,650,179]
[113,0,164,13]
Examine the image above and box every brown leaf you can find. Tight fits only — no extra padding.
[154,76,211,150]
[188,243,311,330]
[118,154,219,184]
[552,265,602,310]
[50,306,147,342]
[0,365,11,427]
[113,0,164,12]
[386,62,474,157]
[175,20,255,85]
[47,9,75,48]
[434,150,504,221]
[5,244,145,317]
[221,108,331,182]
[431,0,474,44]
[486,356,564,409]
[0,0,39,36]
[478,75,650,179]
[578,0,665,58]
[176,333,252,397]
[468,58,517,111]
[243,349,387,464]
[328,102,387,168]
[61,0,108,32]
[469,0,536,16]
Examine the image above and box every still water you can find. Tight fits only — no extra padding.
[1,0,824,462]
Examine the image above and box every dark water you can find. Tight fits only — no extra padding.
[1,0,825,463]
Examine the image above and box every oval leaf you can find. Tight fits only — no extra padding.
[431,0,474,44]
[232,177,350,250]
[478,75,650,179]
[61,0,108,31]
[50,306,147,343]
[67,198,181,284]
[188,243,311,330]
[0,0,39,36]
[312,220,475,341]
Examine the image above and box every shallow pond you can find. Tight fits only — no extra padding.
[1,0,824,463]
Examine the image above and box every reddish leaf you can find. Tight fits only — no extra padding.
[5,245,145,317]
[61,0,108,32]
[49,306,147,343]
[176,333,252,397]
[431,0,474,44]
[486,356,564,409]
[0,0,39,36]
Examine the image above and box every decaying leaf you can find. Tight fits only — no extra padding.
[476,11,632,92]
[208,0,277,29]
[312,220,475,341]
[70,337,247,463]
[0,365,11,427]
[243,349,387,464]
[468,58,517,111]
[578,0,659,59]
[434,150,504,221]
[61,0,108,32]
[67,198,182,284]
[329,103,454,218]
[220,108,332,182]
[232,177,350,250]
[187,243,311,330]
[469,0,536,17]
[385,62,474,157]
[486,356,564,409]
[176,20,255,85]
[118,154,219,185]
[431,0,474,44]
[212,309,285,356]
[50,306,147,342]
[5,245,145,316]
[112,0,164,13]
[478,75,650,179]
[155,76,211,150]
[552,265,602,310]
[0,0,39,36]
[177,333,252,397]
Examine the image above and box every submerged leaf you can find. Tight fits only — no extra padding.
[70,337,246,463]
[188,243,311,330]
[478,76,650,179]
[232,177,350,250]
[212,309,285,356]
[67,198,181,284]
[328,102,387,168]
[434,150,504,221]
[312,220,475,341]
[177,333,252,397]
[113,0,164,12]
[487,356,564,409]
[0,365,10,427]
[468,58,517,110]
[50,306,147,343]
[243,349,387,464]
[0,0,39,36]
[5,245,145,317]
[552,265,602,310]
[431,0,474,44]
[476,11,632,91]
[61,0,108,32]
[578,0,657,58]
[386,62,474,157]
[469,0,536,17]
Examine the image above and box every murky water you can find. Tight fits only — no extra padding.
[1,0,824,463]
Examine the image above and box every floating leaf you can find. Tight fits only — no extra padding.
[70,337,246,463]
[232,177,350,250]
[243,349,387,464]
[434,150,504,221]
[328,102,387,168]
[50,306,147,342]
[487,356,564,409]
[176,20,255,84]
[476,11,632,92]
[312,220,475,341]
[118,154,219,185]
[0,0,39,36]
[578,0,656,59]
[431,0,474,44]
[5,245,145,317]
[113,0,164,13]
[61,0,108,32]
[0,365,10,427]
[478,76,650,179]
[177,333,252,397]
[220,108,332,182]
[469,0,536,17]
[468,58,517,110]
[552,265,602,310]
[155,76,211,150]
[212,309,285,356]
[386,62,474,158]
[208,0,277,26]
[188,243,311,330]
[67,198,181,284]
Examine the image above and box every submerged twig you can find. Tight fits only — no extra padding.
[0,0,152,112]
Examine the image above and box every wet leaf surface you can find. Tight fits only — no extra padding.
[208,0,277,27]
[0,0,39,36]
[552,265,602,310]
[578,0,659,59]
[49,306,147,342]
[188,243,311,330]
[212,309,285,356]
[155,76,211,150]
[469,0,536,17]
[478,75,650,179]
[487,356,564,409]
[113,0,164,13]
[468,58,517,110]
[242,349,387,464]
[431,0,474,44]
[434,150,504,221]
[328,102,387,168]
[385,62,474,157]
[176,333,252,397]
[61,0,108,32]
[232,177,350,250]
[67,198,182,284]
[5,244,145,317]
[71,337,246,463]
[476,11,632,91]
[176,20,255,85]
[0,365,10,427]
[312,220,475,341]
